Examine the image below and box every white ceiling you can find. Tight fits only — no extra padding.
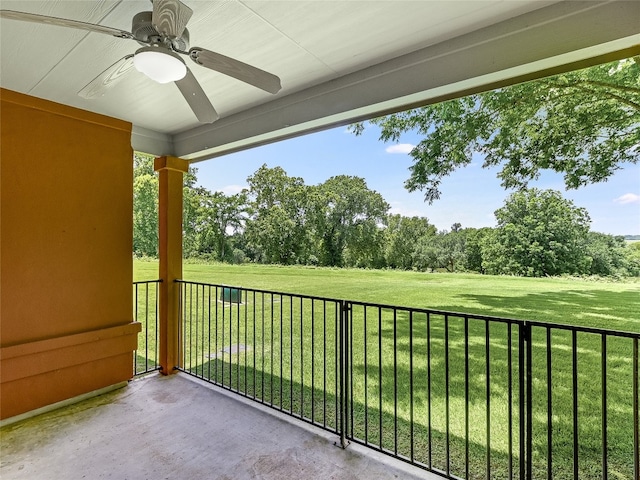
[1,0,639,161]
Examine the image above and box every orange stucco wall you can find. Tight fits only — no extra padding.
[0,89,140,419]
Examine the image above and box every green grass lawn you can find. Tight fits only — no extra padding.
[135,259,639,331]
[133,259,639,480]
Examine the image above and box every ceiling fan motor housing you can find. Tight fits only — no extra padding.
[132,11,189,50]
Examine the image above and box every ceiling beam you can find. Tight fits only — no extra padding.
[131,126,173,157]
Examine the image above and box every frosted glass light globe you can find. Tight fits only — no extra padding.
[134,47,187,84]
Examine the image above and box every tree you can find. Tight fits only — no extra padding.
[311,176,389,267]
[133,153,158,257]
[384,215,436,269]
[624,242,640,276]
[412,230,466,272]
[352,58,640,202]
[244,165,311,264]
[464,227,493,273]
[411,238,440,272]
[210,191,249,261]
[584,232,628,276]
[183,187,249,260]
[482,189,590,277]
[438,229,466,272]
[182,166,203,258]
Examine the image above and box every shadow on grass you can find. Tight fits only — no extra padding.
[443,289,640,332]
[369,309,638,480]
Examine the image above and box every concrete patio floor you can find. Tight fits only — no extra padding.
[1,373,441,480]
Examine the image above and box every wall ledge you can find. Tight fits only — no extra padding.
[0,322,141,359]
[0,323,142,383]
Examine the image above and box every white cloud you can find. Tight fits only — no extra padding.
[389,202,426,218]
[385,143,415,154]
[220,184,246,195]
[613,193,640,205]
[390,207,425,218]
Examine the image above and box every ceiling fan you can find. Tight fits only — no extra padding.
[0,0,282,123]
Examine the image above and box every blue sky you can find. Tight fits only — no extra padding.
[193,125,640,236]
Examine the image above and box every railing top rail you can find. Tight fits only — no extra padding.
[176,278,640,339]
[175,279,342,304]
[525,319,640,338]
[347,299,640,338]
[133,279,163,285]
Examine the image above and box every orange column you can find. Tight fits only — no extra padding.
[154,156,188,375]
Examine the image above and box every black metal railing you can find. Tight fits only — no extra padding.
[133,279,161,375]
[176,280,342,435]
[176,280,639,480]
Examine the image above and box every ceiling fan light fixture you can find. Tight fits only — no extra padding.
[133,46,186,83]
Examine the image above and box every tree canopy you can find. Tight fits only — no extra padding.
[313,175,389,267]
[482,189,591,277]
[351,58,640,203]
[245,165,309,264]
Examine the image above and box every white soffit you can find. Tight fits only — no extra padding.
[0,1,638,160]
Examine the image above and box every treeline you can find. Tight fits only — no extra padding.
[133,154,640,277]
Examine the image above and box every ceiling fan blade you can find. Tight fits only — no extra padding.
[78,55,135,99]
[175,67,218,124]
[0,10,133,39]
[189,47,282,94]
[152,0,193,39]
